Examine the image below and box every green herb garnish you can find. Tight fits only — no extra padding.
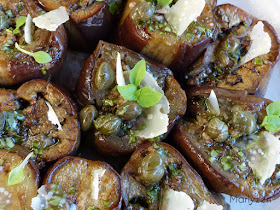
[117,60,163,108]
[146,185,161,204]
[261,100,280,132]
[157,0,172,6]
[8,152,33,186]
[103,201,112,208]
[109,0,121,15]
[15,43,52,64]
[209,150,219,163]
[168,163,179,176]
[220,156,233,171]
[13,16,27,34]
[254,57,263,66]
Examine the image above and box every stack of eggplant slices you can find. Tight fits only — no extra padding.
[0,0,280,209]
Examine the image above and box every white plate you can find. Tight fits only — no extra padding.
[218,1,280,209]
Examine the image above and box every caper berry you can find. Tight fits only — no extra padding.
[79,105,98,131]
[94,114,122,136]
[116,101,142,121]
[94,62,115,91]
[130,2,155,22]
[138,152,165,183]
[206,118,229,142]
[232,111,257,135]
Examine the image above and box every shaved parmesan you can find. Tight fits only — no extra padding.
[206,90,220,115]
[116,52,125,86]
[91,169,106,200]
[160,189,194,210]
[33,6,69,31]
[164,0,205,36]
[247,131,280,184]
[45,101,62,131]
[197,201,223,210]
[24,14,32,44]
[240,21,271,65]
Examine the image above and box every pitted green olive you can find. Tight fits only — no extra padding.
[130,2,155,22]
[206,118,229,142]
[79,105,98,131]
[232,111,257,135]
[94,114,122,136]
[116,101,142,121]
[138,152,165,183]
[94,62,115,91]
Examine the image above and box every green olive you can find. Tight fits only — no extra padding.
[130,2,155,22]
[138,152,165,183]
[94,114,122,136]
[232,111,257,135]
[79,105,98,131]
[116,101,142,121]
[206,118,229,142]
[94,62,115,91]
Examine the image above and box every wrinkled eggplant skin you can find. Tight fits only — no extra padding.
[172,87,280,202]
[184,4,280,97]
[116,0,217,78]
[76,41,187,155]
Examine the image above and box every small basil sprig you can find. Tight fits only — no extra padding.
[261,100,280,132]
[6,16,27,34]
[117,60,163,108]
[8,152,34,186]
[15,43,52,64]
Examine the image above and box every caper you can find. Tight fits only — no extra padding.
[94,114,122,136]
[94,62,115,91]
[138,152,165,183]
[79,105,98,131]
[206,118,229,142]
[130,2,155,22]
[232,111,257,135]
[116,101,142,121]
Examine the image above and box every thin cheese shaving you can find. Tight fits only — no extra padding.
[91,169,106,200]
[45,101,62,131]
[24,14,32,44]
[33,6,69,31]
[116,52,125,86]
[206,90,220,115]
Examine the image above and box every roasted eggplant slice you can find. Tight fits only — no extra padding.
[0,0,67,86]
[173,87,280,201]
[121,142,226,209]
[42,156,122,209]
[185,4,280,96]
[76,41,186,155]
[0,147,39,209]
[116,0,217,76]
[37,0,121,51]
[0,79,80,168]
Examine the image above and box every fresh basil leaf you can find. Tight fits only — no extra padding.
[109,1,120,15]
[8,152,33,186]
[117,84,137,101]
[32,51,52,64]
[261,115,280,132]
[266,100,280,116]
[135,86,163,108]
[129,60,146,86]
[157,0,172,6]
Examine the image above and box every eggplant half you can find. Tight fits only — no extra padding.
[116,0,218,77]
[0,147,39,209]
[0,79,80,168]
[185,4,280,96]
[173,87,280,201]
[121,142,226,209]
[76,41,187,155]
[42,156,122,210]
[37,0,122,52]
[0,0,67,86]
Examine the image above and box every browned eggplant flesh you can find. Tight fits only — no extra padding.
[173,87,280,201]
[0,148,39,209]
[0,79,80,168]
[186,4,280,96]
[76,41,186,155]
[121,142,226,209]
[37,0,122,51]
[116,0,218,75]
[0,0,67,85]
[42,156,122,209]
